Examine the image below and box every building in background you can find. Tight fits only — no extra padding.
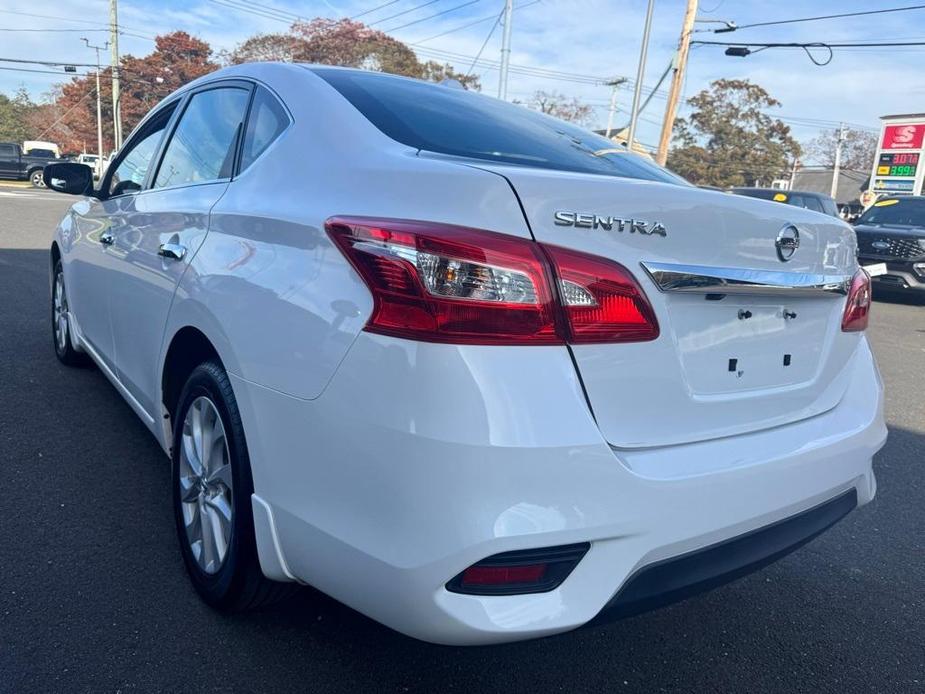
[792,167,869,219]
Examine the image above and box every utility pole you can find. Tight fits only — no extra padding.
[789,157,800,190]
[604,78,627,139]
[497,0,514,100]
[831,122,848,199]
[82,38,107,176]
[627,0,656,152]
[656,0,698,166]
[110,0,122,151]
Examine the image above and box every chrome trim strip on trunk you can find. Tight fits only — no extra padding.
[640,262,851,297]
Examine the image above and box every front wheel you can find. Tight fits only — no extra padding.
[30,169,45,188]
[172,360,296,611]
[52,260,89,366]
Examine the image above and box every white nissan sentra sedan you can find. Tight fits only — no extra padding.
[43,63,887,645]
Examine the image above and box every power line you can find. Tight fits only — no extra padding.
[351,0,404,20]
[0,9,155,41]
[0,57,99,68]
[368,0,445,27]
[384,1,482,33]
[716,4,925,33]
[465,7,504,77]
[412,1,540,43]
[696,39,925,49]
[0,28,111,33]
[0,65,91,76]
[207,0,303,25]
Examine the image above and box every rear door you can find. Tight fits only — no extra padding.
[480,166,859,448]
[0,143,20,177]
[107,82,252,416]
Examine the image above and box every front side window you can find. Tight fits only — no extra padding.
[312,67,685,185]
[0,144,18,157]
[108,104,176,197]
[154,87,250,189]
[240,86,290,172]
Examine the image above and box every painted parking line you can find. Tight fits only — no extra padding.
[0,190,65,201]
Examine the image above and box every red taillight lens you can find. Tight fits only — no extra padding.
[325,217,658,346]
[326,217,561,345]
[842,268,872,332]
[543,244,659,344]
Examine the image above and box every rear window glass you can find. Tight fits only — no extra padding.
[731,188,778,201]
[312,67,684,185]
[857,197,925,226]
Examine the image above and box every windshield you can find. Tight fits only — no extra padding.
[857,197,925,227]
[311,67,685,185]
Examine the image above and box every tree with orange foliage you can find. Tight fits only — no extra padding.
[31,32,217,155]
[225,18,480,90]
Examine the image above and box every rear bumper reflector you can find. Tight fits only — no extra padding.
[446,543,590,596]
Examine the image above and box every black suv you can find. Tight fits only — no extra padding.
[730,187,840,218]
[854,196,925,297]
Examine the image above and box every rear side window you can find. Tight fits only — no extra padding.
[154,87,250,189]
[312,68,684,185]
[240,86,290,172]
[802,196,824,213]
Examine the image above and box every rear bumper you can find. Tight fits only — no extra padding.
[233,334,886,645]
[860,256,925,293]
[596,488,857,622]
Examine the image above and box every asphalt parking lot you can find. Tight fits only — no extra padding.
[1,185,923,693]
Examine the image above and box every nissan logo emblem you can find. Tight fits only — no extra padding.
[775,225,800,262]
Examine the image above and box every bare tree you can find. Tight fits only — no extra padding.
[522,90,594,127]
[805,127,877,172]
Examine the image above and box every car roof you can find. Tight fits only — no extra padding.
[730,187,831,199]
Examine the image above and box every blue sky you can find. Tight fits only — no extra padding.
[2,0,922,153]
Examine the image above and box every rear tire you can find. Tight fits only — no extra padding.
[172,360,296,611]
[52,260,89,366]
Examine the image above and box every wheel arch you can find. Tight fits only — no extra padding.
[50,242,61,286]
[160,326,226,427]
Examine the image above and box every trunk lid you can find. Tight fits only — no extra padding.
[484,165,861,448]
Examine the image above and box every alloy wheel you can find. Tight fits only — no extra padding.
[53,271,69,353]
[178,396,234,575]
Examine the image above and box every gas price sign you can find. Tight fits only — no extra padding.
[877,152,919,178]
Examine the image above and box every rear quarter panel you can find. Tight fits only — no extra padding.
[167,65,531,403]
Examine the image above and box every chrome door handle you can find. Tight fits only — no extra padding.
[100,232,114,246]
[158,242,187,261]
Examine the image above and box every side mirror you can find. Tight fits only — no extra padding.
[44,163,94,196]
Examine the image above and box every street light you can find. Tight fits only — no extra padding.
[81,38,108,175]
[724,46,751,57]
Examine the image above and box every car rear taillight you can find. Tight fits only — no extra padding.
[543,244,660,344]
[326,217,561,345]
[446,543,590,595]
[842,268,872,332]
[325,217,659,346]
